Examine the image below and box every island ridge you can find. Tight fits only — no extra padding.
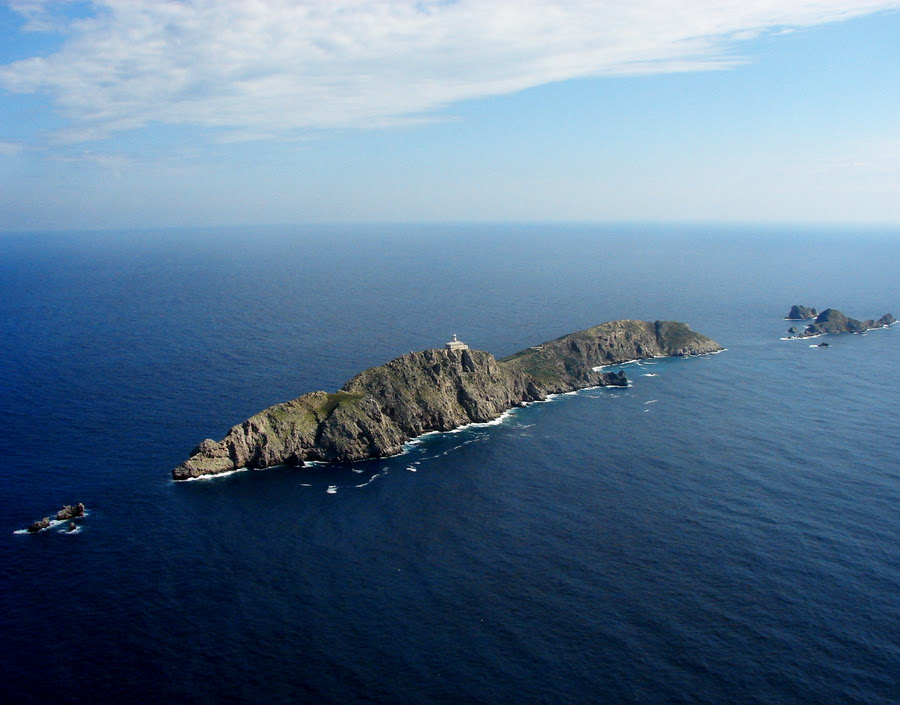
[173,320,722,480]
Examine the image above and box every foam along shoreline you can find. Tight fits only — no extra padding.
[14,518,67,534]
[783,308,895,340]
[593,348,726,372]
[782,333,825,340]
[176,352,709,483]
[181,361,682,493]
[174,319,723,480]
[783,322,896,341]
[180,411,523,482]
[592,357,650,371]
[15,508,89,534]
[402,379,633,449]
[180,466,249,482]
[180,379,638,484]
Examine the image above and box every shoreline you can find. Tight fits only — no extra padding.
[174,348,723,482]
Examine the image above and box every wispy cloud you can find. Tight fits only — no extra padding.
[807,139,900,179]
[0,141,25,156]
[2,0,899,143]
[52,149,133,175]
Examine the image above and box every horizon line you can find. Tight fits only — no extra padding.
[3,219,900,236]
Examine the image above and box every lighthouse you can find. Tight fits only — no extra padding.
[445,334,468,351]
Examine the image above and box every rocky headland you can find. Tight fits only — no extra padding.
[173,320,723,480]
[785,308,895,339]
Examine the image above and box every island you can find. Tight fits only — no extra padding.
[785,308,895,339]
[173,320,723,480]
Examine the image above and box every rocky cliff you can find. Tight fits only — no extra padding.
[173,320,722,480]
[791,308,895,338]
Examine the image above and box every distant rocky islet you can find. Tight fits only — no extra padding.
[25,503,85,533]
[784,306,895,339]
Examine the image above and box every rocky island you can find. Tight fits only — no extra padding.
[785,307,895,339]
[173,320,723,480]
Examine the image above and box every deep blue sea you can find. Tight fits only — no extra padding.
[2,224,899,704]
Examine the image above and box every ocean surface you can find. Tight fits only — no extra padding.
[2,224,898,704]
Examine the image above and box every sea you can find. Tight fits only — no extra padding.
[1,223,898,704]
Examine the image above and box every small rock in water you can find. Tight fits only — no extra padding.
[23,503,85,533]
[28,517,50,533]
[56,503,85,520]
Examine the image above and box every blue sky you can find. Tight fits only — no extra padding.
[1,0,899,231]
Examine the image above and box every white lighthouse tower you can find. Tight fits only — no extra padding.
[445,334,468,351]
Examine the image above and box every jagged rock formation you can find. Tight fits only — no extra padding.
[785,305,818,320]
[25,503,86,532]
[28,517,51,533]
[173,320,722,480]
[791,308,895,338]
[56,503,85,520]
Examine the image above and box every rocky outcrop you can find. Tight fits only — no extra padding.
[793,308,895,338]
[28,517,51,533]
[56,503,85,520]
[24,503,86,532]
[173,320,722,480]
[785,305,817,320]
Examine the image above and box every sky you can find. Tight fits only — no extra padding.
[0,0,899,231]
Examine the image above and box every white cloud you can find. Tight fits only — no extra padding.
[2,0,899,143]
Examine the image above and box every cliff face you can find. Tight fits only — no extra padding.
[173,320,722,480]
